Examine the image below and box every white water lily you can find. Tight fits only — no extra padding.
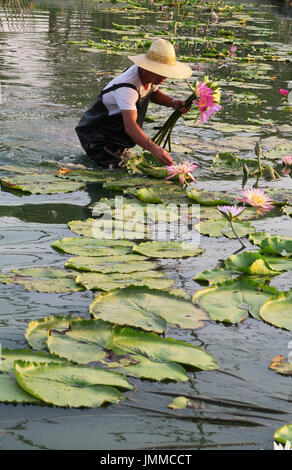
[273,441,292,450]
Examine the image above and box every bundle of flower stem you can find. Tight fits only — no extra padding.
[152,76,222,152]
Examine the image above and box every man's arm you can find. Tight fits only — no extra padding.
[121,109,173,166]
[150,90,191,114]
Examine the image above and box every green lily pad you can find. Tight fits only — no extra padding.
[193,268,239,285]
[107,327,218,372]
[248,231,272,246]
[195,218,255,238]
[132,240,204,258]
[193,279,279,323]
[0,174,85,194]
[187,189,238,205]
[65,255,157,273]
[0,349,66,404]
[225,251,282,275]
[0,267,84,293]
[259,236,292,257]
[167,396,189,410]
[14,360,133,408]
[90,286,208,333]
[25,315,81,350]
[51,237,134,257]
[274,424,292,446]
[76,271,174,291]
[135,187,164,204]
[47,319,113,365]
[264,255,292,272]
[260,290,292,331]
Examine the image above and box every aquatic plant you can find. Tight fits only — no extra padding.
[238,188,275,217]
[164,160,198,186]
[217,205,246,248]
[152,76,222,151]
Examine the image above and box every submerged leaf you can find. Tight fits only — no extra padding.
[133,240,204,258]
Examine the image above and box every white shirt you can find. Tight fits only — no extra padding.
[102,65,158,116]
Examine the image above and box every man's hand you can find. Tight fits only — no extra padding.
[172,99,191,115]
[152,147,174,166]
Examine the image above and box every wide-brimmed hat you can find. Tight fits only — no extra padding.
[128,38,192,80]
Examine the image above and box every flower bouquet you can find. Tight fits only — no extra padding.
[152,76,222,151]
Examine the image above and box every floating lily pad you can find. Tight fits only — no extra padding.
[274,424,292,446]
[0,268,84,293]
[187,189,238,206]
[51,237,134,257]
[167,396,189,410]
[132,240,204,258]
[260,290,292,331]
[107,327,218,372]
[264,255,292,272]
[248,231,272,246]
[76,271,174,292]
[90,286,208,333]
[259,236,292,257]
[47,319,113,364]
[225,251,281,276]
[14,360,133,408]
[65,256,157,273]
[0,174,85,194]
[193,268,239,285]
[195,218,255,239]
[0,349,66,404]
[25,315,81,350]
[193,279,279,323]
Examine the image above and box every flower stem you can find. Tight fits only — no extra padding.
[229,219,246,249]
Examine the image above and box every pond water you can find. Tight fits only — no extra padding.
[0,0,291,451]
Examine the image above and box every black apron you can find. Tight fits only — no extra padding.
[75,82,153,166]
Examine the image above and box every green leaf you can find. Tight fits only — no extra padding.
[51,237,133,257]
[282,206,292,217]
[248,231,272,246]
[269,356,292,376]
[193,279,279,323]
[195,218,255,238]
[260,290,292,331]
[25,315,81,350]
[187,189,238,205]
[47,319,114,364]
[194,268,239,285]
[76,271,174,291]
[107,327,218,372]
[90,286,208,332]
[135,187,164,204]
[167,396,189,410]
[65,256,157,273]
[0,268,84,293]
[14,360,133,408]
[0,174,84,194]
[259,236,292,257]
[274,424,292,446]
[0,349,67,404]
[132,240,204,258]
[225,251,281,275]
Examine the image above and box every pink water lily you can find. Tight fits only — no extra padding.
[230,45,237,57]
[279,89,289,96]
[282,155,292,167]
[164,161,198,186]
[194,81,222,123]
[238,188,274,216]
[217,205,245,220]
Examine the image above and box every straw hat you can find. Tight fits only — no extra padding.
[128,38,192,80]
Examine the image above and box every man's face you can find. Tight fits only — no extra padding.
[146,70,167,85]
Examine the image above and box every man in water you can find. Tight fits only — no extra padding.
[75,38,192,168]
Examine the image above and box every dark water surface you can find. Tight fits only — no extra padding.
[0,0,291,450]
